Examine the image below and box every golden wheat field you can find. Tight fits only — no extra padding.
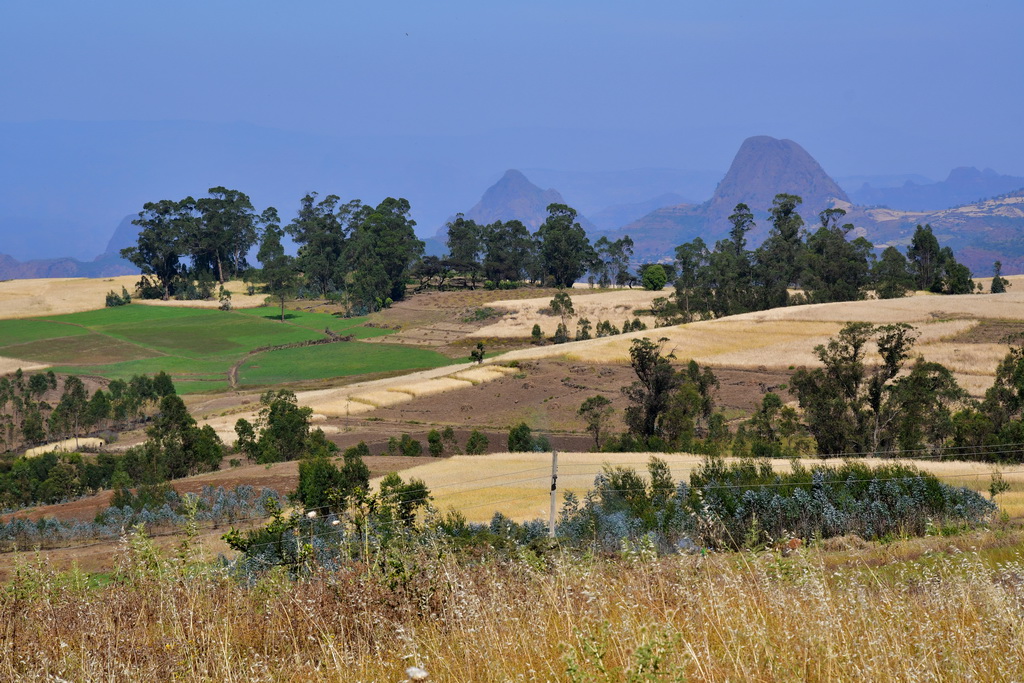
[469,288,666,338]
[0,275,140,319]
[0,276,268,320]
[377,452,1024,523]
[476,291,1024,398]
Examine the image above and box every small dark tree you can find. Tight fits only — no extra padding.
[507,422,534,452]
[465,430,489,454]
[578,395,614,449]
[470,341,486,364]
[991,261,1010,294]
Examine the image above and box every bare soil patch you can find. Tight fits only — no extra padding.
[948,319,1024,344]
[364,359,789,435]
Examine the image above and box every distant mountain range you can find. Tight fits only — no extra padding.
[848,167,1024,212]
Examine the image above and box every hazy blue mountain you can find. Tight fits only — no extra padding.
[848,167,1024,211]
[463,170,572,231]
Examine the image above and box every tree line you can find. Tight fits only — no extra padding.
[122,189,424,315]
[670,195,981,323]
[576,328,1024,463]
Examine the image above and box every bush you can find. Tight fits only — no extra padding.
[558,457,996,552]
[465,430,489,455]
[427,429,444,457]
[105,287,132,307]
[400,434,422,457]
[508,422,550,452]
[508,423,534,452]
[641,264,668,291]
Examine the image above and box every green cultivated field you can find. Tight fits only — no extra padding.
[0,304,450,393]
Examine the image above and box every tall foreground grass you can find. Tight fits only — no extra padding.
[3,529,1024,681]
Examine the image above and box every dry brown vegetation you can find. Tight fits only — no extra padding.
[4,526,1024,681]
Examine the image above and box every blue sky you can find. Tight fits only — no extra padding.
[1,1,1023,261]
[3,0,1021,176]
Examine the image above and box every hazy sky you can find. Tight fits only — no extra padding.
[2,0,1022,177]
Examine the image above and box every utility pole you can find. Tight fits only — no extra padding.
[548,450,558,538]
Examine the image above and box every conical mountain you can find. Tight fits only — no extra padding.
[464,169,590,231]
[619,136,850,259]
[703,136,849,228]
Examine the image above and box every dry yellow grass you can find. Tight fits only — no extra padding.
[8,526,1024,681]
[731,289,1024,324]
[487,294,1022,397]
[383,452,1024,523]
[384,376,474,397]
[470,288,666,338]
[0,275,139,319]
[24,437,106,457]
[451,364,516,383]
[0,355,48,373]
[0,276,273,320]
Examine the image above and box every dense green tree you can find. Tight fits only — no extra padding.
[801,208,873,303]
[234,390,314,464]
[673,237,712,322]
[193,187,263,283]
[285,193,364,296]
[346,198,423,309]
[641,264,668,291]
[873,246,913,299]
[481,220,534,283]
[295,440,370,514]
[535,204,596,287]
[256,219,299,321]
[753,193,805,309]
[144,394,224,480]
[938,246,974,294]
[790,322,962,456]
[445,215,485,287]
[622,338,680,438]
[121,199,187,300]
[907,224,942,292]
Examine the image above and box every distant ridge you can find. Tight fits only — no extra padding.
[849,167,1024,212]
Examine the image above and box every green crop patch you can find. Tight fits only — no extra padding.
[98,314,321,358]
[0,319,91,348]
[237,341,451,387]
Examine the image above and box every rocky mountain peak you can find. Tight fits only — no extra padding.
[704,136,849,229]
